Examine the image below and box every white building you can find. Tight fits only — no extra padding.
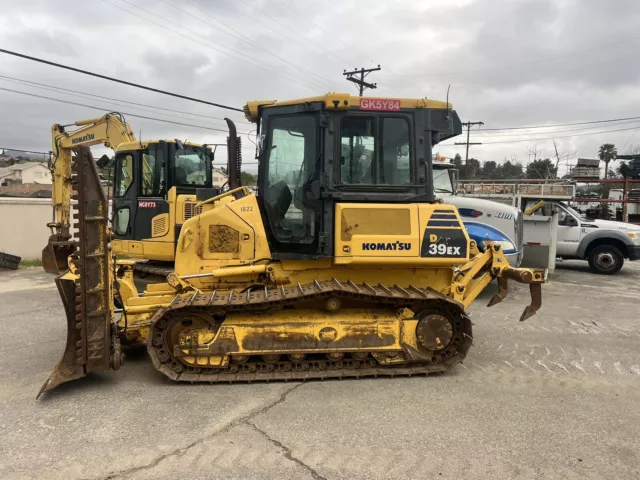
[213,168,229,188]
[0,162,52,186]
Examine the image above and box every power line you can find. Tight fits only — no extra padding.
[0,147,50,156]
[343,66,381,96]
[381,36,640,77]
[478,116,640,132]
[0,75,250,125]
[454,121,484,176]
[159,0,336,91]
[103,0,324,93]
[472,119,640,137]
[620,125,640,152]
[0,76,239,130]
[439,124,640,146]
[0,48,243,112]
[0,87,253,135]
[230,0,351,67]
[270,0,370,65]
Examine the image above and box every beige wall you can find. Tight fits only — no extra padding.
[0,198,112,260]
[21,165,52,184]
[0,198,52,259]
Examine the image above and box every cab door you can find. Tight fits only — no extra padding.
[113,151,137,241]
[555,203,581,256]
[134,142,169,241]
[257,105,324,258]
[113,144,169,244]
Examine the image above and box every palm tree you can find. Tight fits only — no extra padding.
[598,144,618,179]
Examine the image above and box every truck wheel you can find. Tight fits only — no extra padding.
[587,245,624,275]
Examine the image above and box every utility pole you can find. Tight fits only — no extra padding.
[455,121,484,178]
[343,65,381,96]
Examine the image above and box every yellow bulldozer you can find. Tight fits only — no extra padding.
[38,93,543,397]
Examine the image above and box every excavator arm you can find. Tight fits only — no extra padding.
[43,113,136,274]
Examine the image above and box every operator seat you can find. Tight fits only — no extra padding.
[264,180,292,233]
[175,167,187,184]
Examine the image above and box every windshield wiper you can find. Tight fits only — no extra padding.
[434,188,453,194]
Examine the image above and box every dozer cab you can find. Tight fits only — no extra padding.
[42,113,240,277]
[38,93,543,397]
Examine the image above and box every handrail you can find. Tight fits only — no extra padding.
[194,186,252,209]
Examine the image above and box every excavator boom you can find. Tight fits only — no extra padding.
[43,113,135,274]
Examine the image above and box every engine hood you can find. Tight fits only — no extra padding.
[440,195,518,218]
[584,218,640,232]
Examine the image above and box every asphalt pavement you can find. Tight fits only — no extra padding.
[0,262,638,479]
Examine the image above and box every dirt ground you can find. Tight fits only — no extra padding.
[0,262,638,479]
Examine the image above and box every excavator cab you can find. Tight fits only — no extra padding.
[110,141,216,261]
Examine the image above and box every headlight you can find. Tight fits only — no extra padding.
[627,232,640,243]
[483,240,515,252]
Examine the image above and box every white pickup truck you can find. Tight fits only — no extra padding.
[524,199,640,274]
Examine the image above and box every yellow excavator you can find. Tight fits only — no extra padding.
[43,112,238,276]
[38,93,544,397]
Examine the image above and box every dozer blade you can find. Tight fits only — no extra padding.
[42,235,76,275]
[38,147,118,398]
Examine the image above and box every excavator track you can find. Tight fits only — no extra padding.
[147,281,473,384]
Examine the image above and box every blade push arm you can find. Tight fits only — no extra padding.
[452,242,545,321]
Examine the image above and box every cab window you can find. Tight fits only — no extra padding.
[264,115,317,244]
[115,153,134,198]
[340,116,411,185]
[175,146,211,187]
[140,144,165,197]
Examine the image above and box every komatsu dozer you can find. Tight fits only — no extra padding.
[38,93,543,397]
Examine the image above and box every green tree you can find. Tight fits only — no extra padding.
[464,158,481,179]
[502,160,524,178]
[240,171,257,186]
[452,153,463,171]
[598,143,617,179]
[481,160,498,179]
[526,158,557,179]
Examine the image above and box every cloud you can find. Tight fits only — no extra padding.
[1,0,639,176]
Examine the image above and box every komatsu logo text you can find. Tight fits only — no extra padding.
[362,241,411,251]
[72,133,95,145]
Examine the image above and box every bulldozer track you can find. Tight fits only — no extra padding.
[146,281,473,384]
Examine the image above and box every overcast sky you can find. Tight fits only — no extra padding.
[1,0,639,174]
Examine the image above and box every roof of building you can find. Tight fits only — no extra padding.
[6,162,48,171]
[213,168,228,176]
[576,158,600,167]
[0,167,10,178]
